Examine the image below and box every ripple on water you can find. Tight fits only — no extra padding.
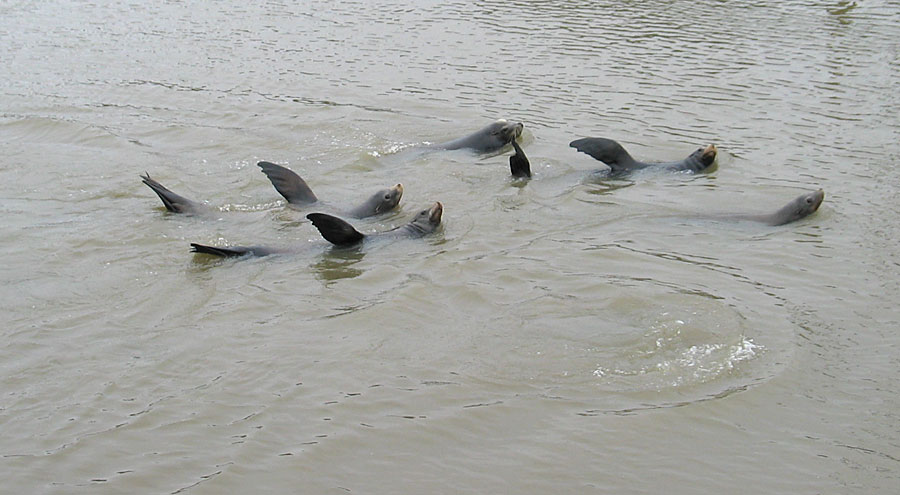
[457,278,785,413]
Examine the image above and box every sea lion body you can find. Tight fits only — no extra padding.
[307,202,443,247]
[257,161,403,218]
[142,166,402,219]
[190,202,443,258]
[435,120,524,154]
[570,137,717,176]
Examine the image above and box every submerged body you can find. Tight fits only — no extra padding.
[257,161,403,218]
[190,202,443,258]
[570,137,717,176]
[141,166,402,219]
[434,120,524,154]
[307,202,443,246]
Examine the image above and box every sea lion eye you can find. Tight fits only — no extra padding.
[805,198,813,204]
[384,194,391,200]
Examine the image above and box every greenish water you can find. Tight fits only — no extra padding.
[2,1,898,493]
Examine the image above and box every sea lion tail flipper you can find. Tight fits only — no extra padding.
[190,243,251,257]
[141,173,200,214]
[257,161,318,205]
[306,213,365,246]
[509,140,531,178]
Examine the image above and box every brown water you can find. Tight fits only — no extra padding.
[2,1,899,493]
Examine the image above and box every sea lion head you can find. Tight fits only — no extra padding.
[408,202,443,234]
[796,188,825,217]
[774,189,825,225]
[698,144,717,167]
[683,143,718,171]
[490,119,524,144]
[370,183,404,214]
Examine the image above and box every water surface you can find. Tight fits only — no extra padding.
[2,1,899,493]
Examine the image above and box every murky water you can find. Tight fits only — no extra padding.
[2,1,899,493]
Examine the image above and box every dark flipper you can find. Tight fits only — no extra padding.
[569,137,637,174]
[258,161,318,205]
[190,243,254,257]
[306,213,365,246]
[569,138,610,161]
[141,173,204,214]
[509,140,531,178]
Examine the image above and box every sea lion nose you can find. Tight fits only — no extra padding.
[430,201,443,221]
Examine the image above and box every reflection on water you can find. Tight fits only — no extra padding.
[312,246,367,281]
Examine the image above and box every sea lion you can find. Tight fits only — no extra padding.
[190,202,443,258]
[142,168,402,219]
[570,137,717,175]
[435,120,524,153]
[725,189,825,225]
[509,139,531,178]
[258,161,403,218]
[307,202,443,247]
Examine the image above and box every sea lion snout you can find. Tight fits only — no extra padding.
[700,144,717,165]
[429,202,443,223]
[808,189,825,210]
[512,122,524,137]
[508,122,524,141]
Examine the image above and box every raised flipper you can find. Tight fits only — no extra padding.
[509,140,531,178]
[141,173,205,214]
[258,161,318,205]
[569,137,637,174]
[306,213,365,246]
[190,243,254,257]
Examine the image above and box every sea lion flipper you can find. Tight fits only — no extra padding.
[306,213,365,246]
[569,138,604,159]
[190,243,251,257]
[509,140,531,178]
[569,137,634,173]
[141,173,202,214]
[258,161,318,205]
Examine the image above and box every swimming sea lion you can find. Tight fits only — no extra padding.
[141,173,208,215]
[258,161,403,218]
[307,202,443,247]
[435,120,524,153]
[190,202,443,258]
[142,167,402,219]
[727,189,824,225]
[509,139,531,178]
[570,137,717,175]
